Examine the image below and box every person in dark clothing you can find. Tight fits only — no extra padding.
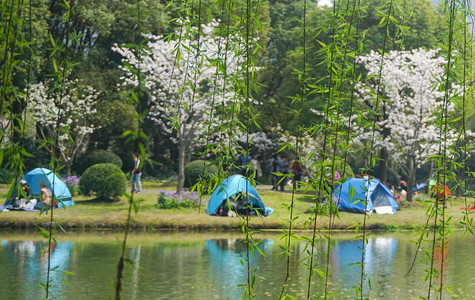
[18,179,36,209]
[270,154,279,190]
[19,180,33,199]
[291,157,303,188]
[278,156,289,191]
[239,153,252,176]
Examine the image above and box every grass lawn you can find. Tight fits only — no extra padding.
[0,181,473,231]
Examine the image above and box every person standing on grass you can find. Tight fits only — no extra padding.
[291,157,303,188]
[278,156,289,191]
[131,153,142,193]
[270,154,279,190]
[251,154,262,181]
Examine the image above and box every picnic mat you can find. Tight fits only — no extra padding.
[0,204,41,212]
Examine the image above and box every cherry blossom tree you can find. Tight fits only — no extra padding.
[113,20,249,194]
[352,48,461,201]
[29,80,99,176]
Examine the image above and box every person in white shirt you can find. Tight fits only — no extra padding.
[130,153,142,193]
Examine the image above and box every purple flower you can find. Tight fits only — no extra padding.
[63,176,81,195]
[157,189,199,208]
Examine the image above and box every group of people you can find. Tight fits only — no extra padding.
[271,155,307,191]
[12,180,53,210]
[237,153,308,192]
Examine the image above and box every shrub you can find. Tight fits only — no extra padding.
[63,176,81,196]
[184,160,218,188]
[80,163,127,200]
[74,150,123,175]
[156,190,199,209]
[0,169,13,184]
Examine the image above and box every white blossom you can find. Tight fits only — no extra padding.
[114,19,253,192]
[28,79,100,173]
[352,48,464,171]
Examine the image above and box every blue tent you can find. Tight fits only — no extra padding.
[206,175,267,216]
[333,177,399,214]
[23,168,75,208]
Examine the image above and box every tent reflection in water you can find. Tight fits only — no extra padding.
[332,177,399,214]
[206,175,272,216]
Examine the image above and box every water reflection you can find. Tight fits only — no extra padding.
[0,239,73,299]
[333,237,398,296]
[206,239,273,298]
[0,232,474,299]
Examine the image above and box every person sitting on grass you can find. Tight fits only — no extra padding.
[39,184,53,208]
[19,179,37,210]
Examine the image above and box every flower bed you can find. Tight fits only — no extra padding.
[157,190,200,209]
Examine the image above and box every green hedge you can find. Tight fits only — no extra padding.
[0,168,13,184]
[184,160,218,188]
[79,163,127,200]
[74,149,123,175]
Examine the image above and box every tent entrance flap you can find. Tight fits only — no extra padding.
[371,185,392,208]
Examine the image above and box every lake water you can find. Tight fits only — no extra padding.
[0,230,474,299]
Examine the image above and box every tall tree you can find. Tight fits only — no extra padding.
[353,48,460,201]
[114,20,248,193]
[29,79,100,175]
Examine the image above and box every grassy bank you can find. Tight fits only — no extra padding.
[0,181,473,231]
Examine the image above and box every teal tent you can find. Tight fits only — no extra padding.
[332,177,399,214]
[206,175,268,216]
[23,168,74,208]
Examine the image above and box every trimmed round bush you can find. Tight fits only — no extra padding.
[74,149,123,175]
[80,163,127,200]
[184,160,218,188]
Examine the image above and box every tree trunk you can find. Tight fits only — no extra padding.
[66,163,72,177]
[11,97,26,142]
[377,148,389,183]
[406,156,415,202]
[456,152,464,197]
[176,141,185,195]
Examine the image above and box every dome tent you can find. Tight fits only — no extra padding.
[206,175,269,216]
[332,177,399,214]
[23,168,75,208]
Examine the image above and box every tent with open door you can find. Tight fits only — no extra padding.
[206,175,270,216]
[332,177,399,214]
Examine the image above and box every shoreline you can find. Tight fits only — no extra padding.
[0,182,471,232]
[0,210,455,231]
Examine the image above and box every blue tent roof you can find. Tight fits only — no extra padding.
[206,175,266,216]
[24,168,74,208]
[333,177,399,214]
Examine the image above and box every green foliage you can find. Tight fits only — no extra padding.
[0,168,13,184]
[74,150,123,175]
[79,163,127,200]
[90,101,139,150]
[184,160,219,188]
